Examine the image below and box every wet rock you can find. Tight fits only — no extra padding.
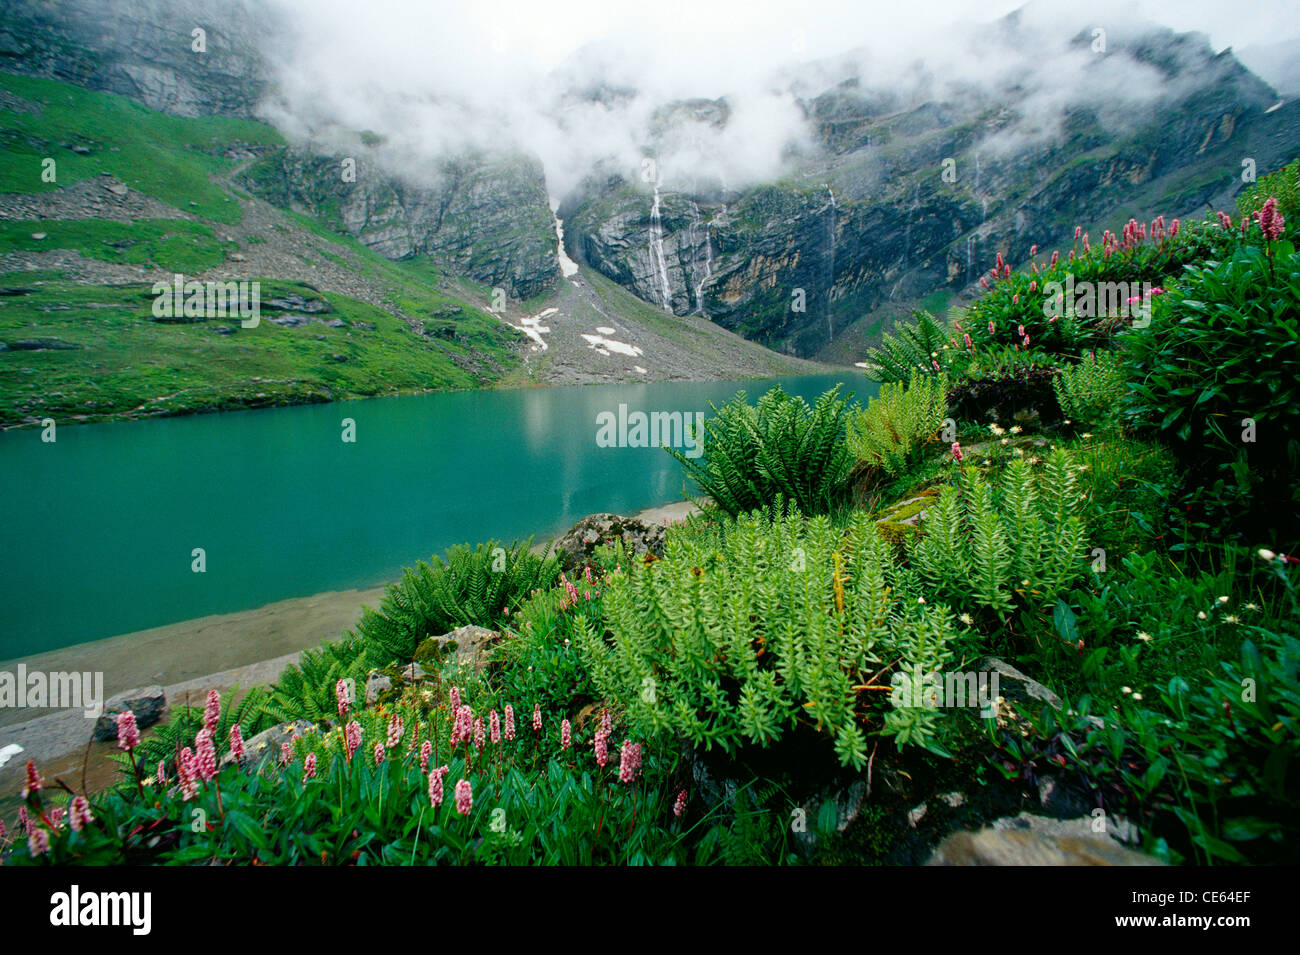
[92,686,166,741]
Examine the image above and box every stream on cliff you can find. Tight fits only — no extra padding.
[0,372,863,658]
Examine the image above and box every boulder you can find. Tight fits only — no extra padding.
[221,719,317,772]
[364,670,393,704]
[978,656,1062,711]
[927,813,1163,866]
[92,685,166,741]
[416,625,499,674]
[553,513,668,576]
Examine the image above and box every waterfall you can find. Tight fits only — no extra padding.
[690,200,713,317]
[649,183,672,310]
[965,234,975,285]
[825,184,837,342]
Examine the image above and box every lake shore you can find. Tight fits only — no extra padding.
[0,499,699,809]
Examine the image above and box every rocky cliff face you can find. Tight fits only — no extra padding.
[0,0,275,118]
[246,147,559,300]
[561,23,1297,358]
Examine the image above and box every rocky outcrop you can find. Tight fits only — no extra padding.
[0,0,277,118]
[413,625,499,675]
[92,685,166,741]
[245,147,559,301]
[927,813,1163,865]
[552,513,669,576]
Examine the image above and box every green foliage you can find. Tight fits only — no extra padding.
[120,685,276,784]
[667,385,855,518]
[261,636,370,724]
[910,451,1088,616]
[578,504,967,767]
[0,219,232,273]
[353,540,559,667]
[1053,349,1126,431]
[860,310,954,384]
[845,371,948,477]
[1120,244,1300,548]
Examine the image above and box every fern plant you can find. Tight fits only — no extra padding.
[909,451,1088,616]
[353,540,559,667]
[260,636,370,724]
[577,504,966,767]
[666,385,855,518]
[861,310,952,384]
[1053,349,1125,430]
[845,371,948,476]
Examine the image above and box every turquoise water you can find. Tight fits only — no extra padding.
[0,372,866,658]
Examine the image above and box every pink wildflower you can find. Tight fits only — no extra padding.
[203,689,220,736]
[335,679,351,718]
[27,829,49,857]
[21,760,41,799]
[490,709,501,744]
[673,789,688,818]
[178,747,198,801]
[156,761,165,786]
[116,710,140,750]
[1260,197,1285,241]
[49,807,65,830]
[374,742,386,764]
[618,740,642,783]
[69,795,94,832]
[449,685,460,713]
[229,724,245,762]
[454,779,473,815]
[194,729,217,782]
[387,714,404,749]
[429,768,445,809]
[533,703,542,733]
[420,739,432,773]
[345,720,362,761]
[987,321,995,336]
[280,742,292,766]
[561,719,571,750]
[504,704,516,741]
[474,718,485,750]
[951,442,964,462]
[594,731,609,768]
[304,753,317,780]
[601,708,612,737]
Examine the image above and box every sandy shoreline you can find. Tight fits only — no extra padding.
[0,500,698,808]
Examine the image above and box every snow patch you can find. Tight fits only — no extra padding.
[596,326,616,334]
[581,333,643,357]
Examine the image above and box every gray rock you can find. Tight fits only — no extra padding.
[223,719,317,772]
[364,671,393,705]
[979,656,1062,711]
[419,625,499,674]
[927,813,1163,865]
[553,512,668,576]
[92,686,166,741]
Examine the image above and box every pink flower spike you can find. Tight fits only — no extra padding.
[474,718,485,750]
[27,829,49,857]
[156,760,166,786]
[533,703,543,733]
[429,768,445,809]
[203,689,220,736]
[504,704,516,741]
[951,442,964,462]
[420,739,432,773]
[673,789,688,818]
[345,720,362,761]
[280,742,292,766]
[194,729,217,782]
[594,731,609,768]
[374,742,386,764]
[335,679,351,718]
[454,779,473,815]
[304,753,317,780]
[229,724,245,762]
[21,760,42,799]
[449,685,461,713]
[561,719,572,750]
[490,709,501,745]
[116,710,140,750]
[387,714,404,749]
[618,740,642,783]
[70,795,93,832]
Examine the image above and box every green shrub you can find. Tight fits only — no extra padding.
[1121,244,1300,549]
[1053,349,1126,431]
[667,385,855,518]
[1237,159,1298,242]
[845,371,948,477]
[910,452,1088,616]
[352,540,560,667]
[860,310,954,384]
[261,636,370,724]
[578,504,967,768]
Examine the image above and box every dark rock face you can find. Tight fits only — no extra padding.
[0,0,278,118]
[245,148,559,301]
[552,513,668,576]
[561,25,1296,358]
[92,685,166,741]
